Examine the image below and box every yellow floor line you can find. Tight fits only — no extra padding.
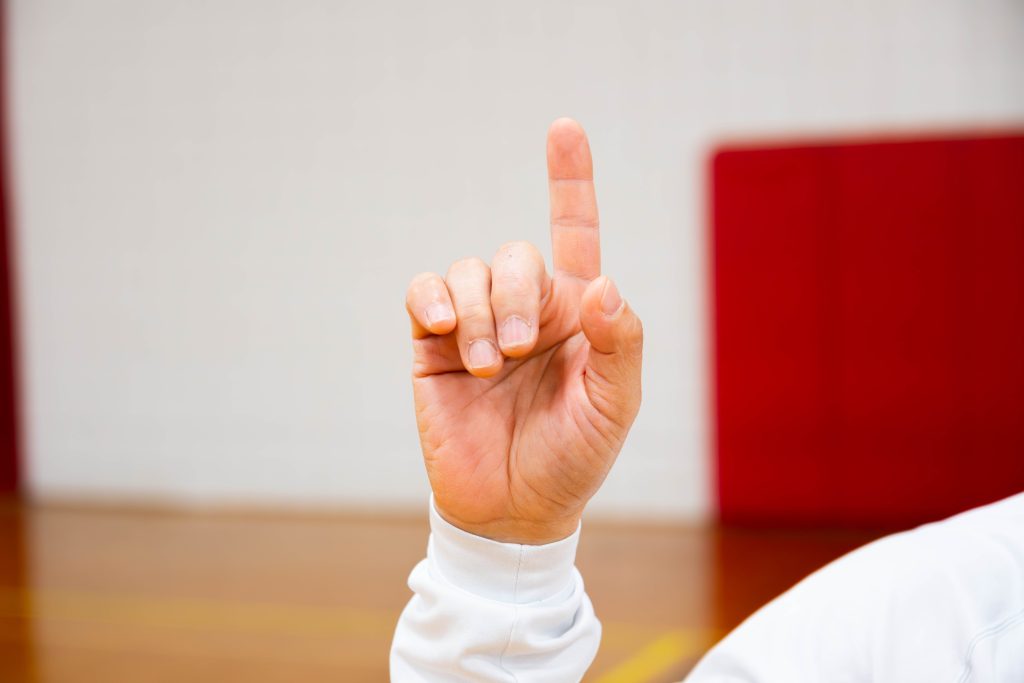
[0,587,686,649]
[3,586,719,680]
[595,629,708,683]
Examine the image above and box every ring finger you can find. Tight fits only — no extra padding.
[446,257,502,377]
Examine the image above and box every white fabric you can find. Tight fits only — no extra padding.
[390,500,600,682]
[392,492,1024,682]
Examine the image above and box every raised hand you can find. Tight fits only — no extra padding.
[404,119,643,544]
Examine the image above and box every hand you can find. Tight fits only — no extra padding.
[404,119,643,544]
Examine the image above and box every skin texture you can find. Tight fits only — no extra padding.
[405,119,644,544]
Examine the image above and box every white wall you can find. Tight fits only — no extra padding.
[10,0,1024,518]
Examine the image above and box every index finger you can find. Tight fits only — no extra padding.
[547,118,600,280]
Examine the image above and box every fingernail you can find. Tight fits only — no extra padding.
[468,339,499,369]
[499,316,531,348]
[424,303,454,328]
[601,278,623,316]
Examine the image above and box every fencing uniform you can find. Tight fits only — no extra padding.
[392,492,1024,682]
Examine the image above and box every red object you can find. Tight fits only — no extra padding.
[0,5,20,496]
[712,133,1024,527]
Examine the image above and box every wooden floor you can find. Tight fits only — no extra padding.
[0,497,882,682]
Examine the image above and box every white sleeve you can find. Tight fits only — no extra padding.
[686,492,1024,683]
[390,499,601,682]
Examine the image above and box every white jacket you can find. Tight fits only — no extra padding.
[391,492,1024,682]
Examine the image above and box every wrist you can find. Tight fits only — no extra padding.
[434,503,582,546]
[427,497,581,603]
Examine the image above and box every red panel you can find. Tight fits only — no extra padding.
[0,4,20,496]
[712,133,1024,527]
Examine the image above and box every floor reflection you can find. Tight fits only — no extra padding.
[0,500,883,683]
[0,496,33,681]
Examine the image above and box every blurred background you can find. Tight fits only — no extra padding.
[1,0,1022,681]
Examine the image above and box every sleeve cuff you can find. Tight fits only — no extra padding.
[427,497,581,604]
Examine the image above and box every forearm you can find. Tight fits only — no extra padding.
[390,499,601,682]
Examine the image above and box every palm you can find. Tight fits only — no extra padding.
[413,276,618,532]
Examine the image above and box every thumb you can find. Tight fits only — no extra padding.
[579,276,643,429]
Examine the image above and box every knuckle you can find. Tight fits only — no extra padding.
[410,271,437,284]
[494,240,543,269]
[449,256,488,277]
[406,272,439,298]
[625,316,644,352]
[493,291,529,311]
[551,214,599,229]
[458,301,493,324]
[492,268,529,291]
[496,240,539,258]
